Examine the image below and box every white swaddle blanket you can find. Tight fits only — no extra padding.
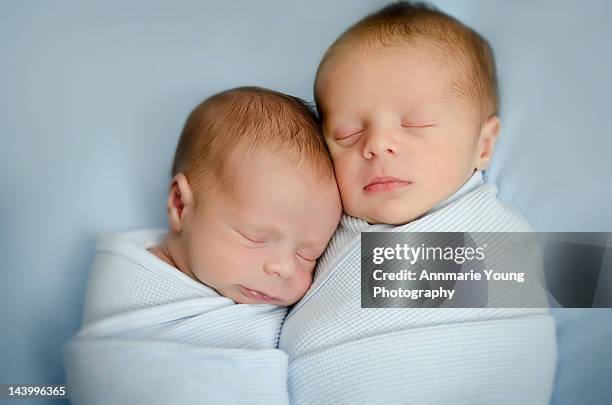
[64,230,290,405]
[280,179,557,404]
[65,174,556,405]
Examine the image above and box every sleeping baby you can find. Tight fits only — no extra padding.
[147,86,341,307]
[66,87,341,404]
[64,87,342,405]
[279,2,557,404]
[73,86,341,350]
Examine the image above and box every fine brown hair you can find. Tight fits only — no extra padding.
[315,1,499,122]
[172,86,334,206]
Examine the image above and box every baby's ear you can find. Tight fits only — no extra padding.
[166,173,195,233]
[475,115,501,170]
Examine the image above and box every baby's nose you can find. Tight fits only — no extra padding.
[362,129,398,159]
[263,258,295,279]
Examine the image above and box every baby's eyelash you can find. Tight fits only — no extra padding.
[401,123,434,128]
[234,228,267,244]
[297,253,317,262]
[243,234,265,243]
[336,130,364,140]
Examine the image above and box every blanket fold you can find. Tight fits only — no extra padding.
[280,183,557,404]
[65,230,289,404]
[65,340,290,405]
[288,316,556,405]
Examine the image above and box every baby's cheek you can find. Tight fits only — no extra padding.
[230,249,265,276]
[334,155,354,179]
[293,270,314,298]
[334,160,358,200]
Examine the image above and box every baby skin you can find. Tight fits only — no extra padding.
[315,25,501,224]
[151,88,342,306]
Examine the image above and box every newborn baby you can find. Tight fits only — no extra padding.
[148,87,341,306]
[66,86,341,405]
[67,86,341,375]
[279,2,557,404]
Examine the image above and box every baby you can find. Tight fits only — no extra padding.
[279,2,557,404]
[148,86,341,306]
[74,86,341,342]
[66,87,341,404]
[315,3,500,225]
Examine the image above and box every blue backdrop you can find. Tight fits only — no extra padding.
[1,1,610,404]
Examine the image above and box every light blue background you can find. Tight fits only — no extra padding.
[1,1,611,404]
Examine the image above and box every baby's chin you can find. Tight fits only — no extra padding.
[348,201,430,225]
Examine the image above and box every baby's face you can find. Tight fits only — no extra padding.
[317,46,494,224]
[183,150,342,306]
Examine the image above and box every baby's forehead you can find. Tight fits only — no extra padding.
[338,36,468,82]
[209,144,333,194]
[324,44,467,97]
[318,40,483,120]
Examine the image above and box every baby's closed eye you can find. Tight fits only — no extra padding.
[296,251,316,261]
[400,117,435,128]
[332,126,364,146]
[296,250,321,268]
[400,113,436,128]
[233,228,268,247]
[335,126,363,139]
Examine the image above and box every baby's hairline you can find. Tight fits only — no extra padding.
[314,1,500,123]
[172,86,337,210]
[315,39,493,125]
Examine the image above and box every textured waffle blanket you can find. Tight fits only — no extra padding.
[65,182,556,405]
[280,182,557,404]
[64,230,290,405]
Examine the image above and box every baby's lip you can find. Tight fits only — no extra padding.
[364,176,412,192]
[239,285,282,302]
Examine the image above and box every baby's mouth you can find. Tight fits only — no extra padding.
[239,285,281,302]
[364,176,412,192]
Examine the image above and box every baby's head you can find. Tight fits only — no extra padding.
[315,1,501,224]
[159,87,342,306]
